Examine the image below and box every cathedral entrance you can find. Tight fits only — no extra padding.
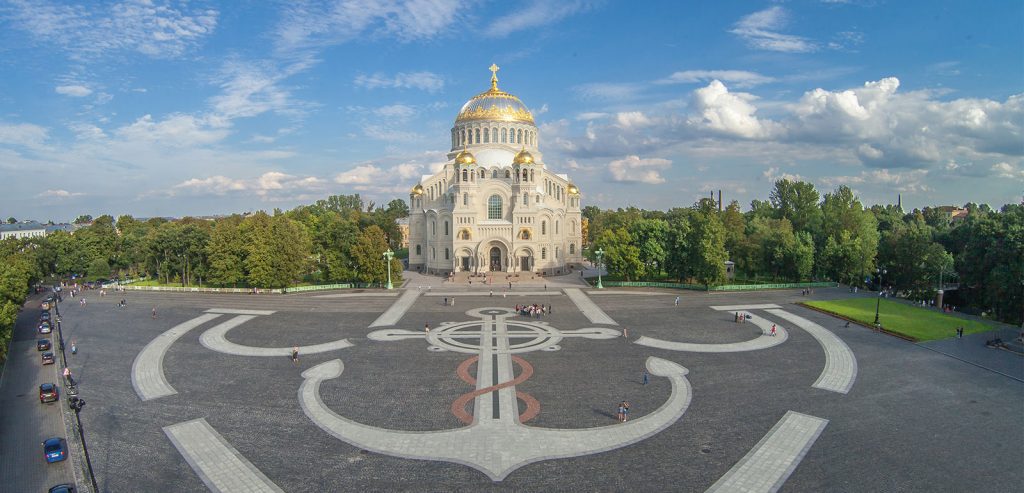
[489,247,502,271]
[460,257,471,272]
[520,256,531,272]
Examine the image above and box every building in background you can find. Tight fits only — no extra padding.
[407,66,583,275]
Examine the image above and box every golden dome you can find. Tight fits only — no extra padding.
[411,184,424,195]
[513,148,534,166]
[454,149,477,166]
[454,65,534,125]
[568,183,580,195]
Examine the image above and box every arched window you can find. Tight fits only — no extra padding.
[555,221,559,234]
[569,243,575,254]
[492,169,498,178]
[505,170,511,178]
[444,221,449,236]
[483,128,489,143]
[501,128,507,143]
[462,169,467,182]
[492,127,497,142]
[488,195,503,220]
[431,221,435,235]
[463,193,468,206]
[416,245,421,255]
[522,169,528,181]
[541,221,547,235]
[479,169,485,179]
[523,193,528,205]
[445,248,449,260]
[536,195,540,203]
[520,229,531,240]
[541,247,547,260]
[517,129,523,143]
[530,169,534,181]
[571,221,577,234]
[432,247,436,259]
[461,129,466,146]
[555,247,560,258]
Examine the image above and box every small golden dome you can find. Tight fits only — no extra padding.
[454,149,477,166]
[568,183,579,195]
[513,148,534,166]
[411,184,424,195]
[454,65,534,125]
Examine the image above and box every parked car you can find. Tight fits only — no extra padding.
[37,339,51,351]
[41,351,55,365]
[48,485,76,493]
[39,383,58,403]
[40,311,51,321]
[42,437,67,463]
[38,321,52,334]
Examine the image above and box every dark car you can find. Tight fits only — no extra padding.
[38,321,52,334]
[39,383,58,403]
[42,437,67,463]
[41,351,55,365]
[48,485,76,493]
[40,311,51,321]
[37,339,51,351]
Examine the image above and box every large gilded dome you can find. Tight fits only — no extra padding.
[455,65,534,125]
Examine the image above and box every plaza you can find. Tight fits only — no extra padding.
[2,275,1021,492]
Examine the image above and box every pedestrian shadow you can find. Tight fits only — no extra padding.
[592,408,617,420]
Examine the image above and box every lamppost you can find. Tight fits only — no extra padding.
[68,396,99,493]
[874,267,887,327]
[383,248,394,290]
[595,248,605,289]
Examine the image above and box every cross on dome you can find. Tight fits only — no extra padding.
[489,63,500,90]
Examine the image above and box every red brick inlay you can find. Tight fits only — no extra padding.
[452,355,540,424]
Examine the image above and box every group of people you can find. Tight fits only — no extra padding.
[616,400,631,422]
[516,303,550,318]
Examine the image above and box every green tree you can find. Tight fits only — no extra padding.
[593,228,643,281]
[770,179,822,235]
[88,258,111,278]
[241,212,275,288]
[688,199,727,287]
[73,214,93,224]
[207,216,246,286]
[350,225,395,284]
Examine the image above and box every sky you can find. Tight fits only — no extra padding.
[0,0,1021,222]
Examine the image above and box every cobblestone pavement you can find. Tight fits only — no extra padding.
[3,286,1021,492]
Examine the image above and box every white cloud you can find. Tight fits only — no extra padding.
[689,80,778,139]
[615,111,653,129]
[573,82,644,101]
[608,155,671,184]
[275,0,467,54]
[658,70,775,88]
[3,0,218,60]
[730,7,817,53]
[484,0,595,37]
[115,114,230,147]
[0,122,49,149]
[39,189,84,198]
[55,85,92,97]
[172,172,325,197]
[576,112,609,121]
[335,164,384,185]
[992,161,1024,180]
[209,59,312,119]
[374,104,417,121]
[763,166,804,183]
[354,71,445,93]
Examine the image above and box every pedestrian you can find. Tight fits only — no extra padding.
[622,327,629,339]
[70,340,77,355]
[642,369,649,385]
[547,304,552,315]
[291,346,299,365]
[443,296,448,306]
[509,281,512,289]
[424,322,430,333]
[622,401,630,422]
[544,284,547,291]
[451,297,455,307]
[617,402,625,422]
[958,326,964,338]
[674,296,680,307]
[490,290,493,297]
[152,306,157,319]
[770,324,777,337]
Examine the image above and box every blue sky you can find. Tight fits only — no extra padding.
[1,0,1021,222]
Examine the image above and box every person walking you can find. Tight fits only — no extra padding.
[424,322,430,333]
[622,401,630,422]
[443,296,448,306]
[674,296,680,307]
[622,327,629,339]
[151,306,157,319]
[770,324,777,337]
[451,297,455,307]
[291,346,299,365]
[642,369,649,385]
[617,402,625,423]
[70,340,77,355]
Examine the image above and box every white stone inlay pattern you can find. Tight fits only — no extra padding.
[766,309,858,394]
[563,288,618,325]
[710,304,782,311]
[164,418,283,493]
[199,315,353,357]
[369,289,421,327]
[132,313,222,401]
[205,308,277,316]
[706,411,828,493]
[634,312,787,352]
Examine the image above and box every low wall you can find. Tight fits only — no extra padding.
[593,280,838,291]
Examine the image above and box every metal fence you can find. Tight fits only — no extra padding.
[594,280,838,291]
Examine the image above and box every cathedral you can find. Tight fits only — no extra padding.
[408,65,583,275]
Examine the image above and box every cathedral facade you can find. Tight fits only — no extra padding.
[408,66,583,274]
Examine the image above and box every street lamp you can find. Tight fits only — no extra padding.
[68,396,99,493]
[874,267,887,327]
[595,248,605,289]
[383,248,394,290]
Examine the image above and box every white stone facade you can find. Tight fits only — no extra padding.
[408,68,583,275]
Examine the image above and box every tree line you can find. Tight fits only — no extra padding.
[583,181,1022,326]
[6,194,408,291]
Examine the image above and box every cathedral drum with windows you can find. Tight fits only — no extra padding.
[408,65,583,275]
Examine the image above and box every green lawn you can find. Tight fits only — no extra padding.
[804,298,1000,342]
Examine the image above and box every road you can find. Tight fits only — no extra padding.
[0,291,77,492]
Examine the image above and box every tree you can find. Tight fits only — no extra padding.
[664,208,692,282]
[350,225,393,284]
[819,186,878,286]
[88,258,111,278]
[6,217,14,224]
[633,218,668,276]
[688,200,727,287]
[593,228,643,281]
[240,212,275,288]
[73,215,93,224]
[206,216,245,286]
[268,215,311,287]
[770,179,822,236]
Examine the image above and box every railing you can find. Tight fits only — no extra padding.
[591,280,838,291]
[119,282,384,294]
